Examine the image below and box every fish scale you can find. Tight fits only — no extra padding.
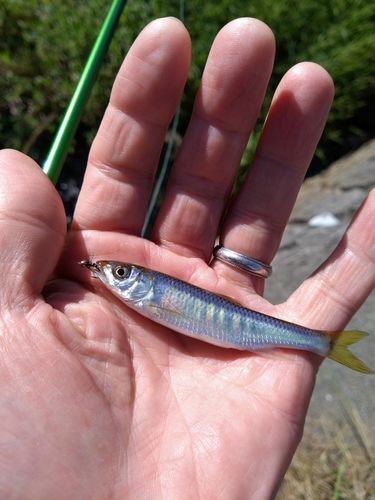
[149,271,315,351]
[80,260,374,374]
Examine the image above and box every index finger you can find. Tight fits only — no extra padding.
[73,18,191,235]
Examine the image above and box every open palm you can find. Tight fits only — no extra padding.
[2,18,375,499]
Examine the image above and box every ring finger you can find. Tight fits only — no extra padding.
[214,62,334,288]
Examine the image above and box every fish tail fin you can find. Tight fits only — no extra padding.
[327,330,374,374]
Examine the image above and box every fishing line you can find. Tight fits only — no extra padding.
[141,0,185,238]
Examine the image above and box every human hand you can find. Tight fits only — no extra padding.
[2,17,375,499]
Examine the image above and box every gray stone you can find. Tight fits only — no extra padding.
[263,138,375,433]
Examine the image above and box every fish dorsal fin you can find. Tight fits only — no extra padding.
[215,293,242,306]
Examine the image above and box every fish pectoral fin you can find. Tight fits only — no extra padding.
[145,302,187,321]
[327,330,374,374]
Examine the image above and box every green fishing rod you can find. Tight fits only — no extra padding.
[43,0,127,185]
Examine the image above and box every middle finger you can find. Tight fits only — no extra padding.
[152,19,275,260]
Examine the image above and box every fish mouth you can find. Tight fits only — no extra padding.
[79,260,101,275]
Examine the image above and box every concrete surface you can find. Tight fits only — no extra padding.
[263,139,375,434]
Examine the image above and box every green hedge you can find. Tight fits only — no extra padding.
[0,0,374,170]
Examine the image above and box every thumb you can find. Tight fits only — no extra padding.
[0,150,66,305]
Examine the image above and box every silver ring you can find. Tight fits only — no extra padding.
[213,246,273,278]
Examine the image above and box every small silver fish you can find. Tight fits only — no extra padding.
[80,260,373,374]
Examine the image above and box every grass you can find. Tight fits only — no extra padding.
[277,411,375,499]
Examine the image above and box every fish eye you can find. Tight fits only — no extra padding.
[113,265,130,280]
